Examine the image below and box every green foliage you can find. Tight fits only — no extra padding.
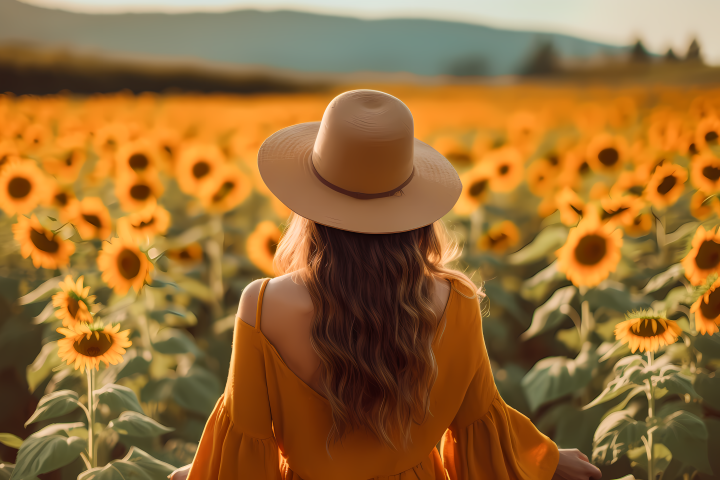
[78,448,174,480]
[94,384,145,415]
[109,412,174,437]
[9,435,87,479]
[24,390,82,427]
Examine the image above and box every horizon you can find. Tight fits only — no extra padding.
[15,0,719,65]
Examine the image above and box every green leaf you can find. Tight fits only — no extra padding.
[694,372,720,410]
[520,286,577,340]
[583,379,639,410]
[584,284,650,315]
[26,342,60,393]
[24,390,82,427]
[481,282,527,325]
[172,367,222,416]
[592,410,648,465]
[694,333,720,360]
[521,342,598,413]
[16,277,62,305]
[115,350,152,382]
[507,224,568,265]
[641,263,684,293]
[9,435,86,480]
[78,447,175,480]
[654,367,700,399]
[140,378,175,403]
[0,434,23,449]
[29,422,85,438]
[151,328,201,356]
[627,443,673,473]
[655,410,712,474]
[95,384,145,415]
[109,411,173,437]
[0,464,38,480]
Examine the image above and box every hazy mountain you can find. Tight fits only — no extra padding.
[0,0,629,76]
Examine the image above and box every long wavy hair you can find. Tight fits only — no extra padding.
[272,213,481,452]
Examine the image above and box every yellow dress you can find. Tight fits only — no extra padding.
[187,278,559,480]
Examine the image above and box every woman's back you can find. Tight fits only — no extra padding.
[238,272,452,399]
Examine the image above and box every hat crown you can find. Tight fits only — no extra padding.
[312,90,415,194]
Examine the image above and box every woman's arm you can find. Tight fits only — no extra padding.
[552,449,603,480]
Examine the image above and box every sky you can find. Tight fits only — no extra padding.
[22,0,720,65]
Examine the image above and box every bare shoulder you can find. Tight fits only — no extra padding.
[265,271,313,313]
[236,278,267,327]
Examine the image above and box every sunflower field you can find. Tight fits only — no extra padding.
[0,84,720,480]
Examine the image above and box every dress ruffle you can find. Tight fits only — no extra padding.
[441,391,559,480]
[188,395,282,480]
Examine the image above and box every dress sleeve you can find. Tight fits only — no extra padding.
[440,313,559,480]
[187,317,281,480]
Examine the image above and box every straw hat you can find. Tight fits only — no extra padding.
[258,89,462,234]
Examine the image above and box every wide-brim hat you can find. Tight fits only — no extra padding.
[257,89,462,234]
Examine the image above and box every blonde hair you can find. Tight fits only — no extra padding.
[273,214,480,452]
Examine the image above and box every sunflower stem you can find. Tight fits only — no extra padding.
[646,350,655,480]
[580,298,593,343]
[86,367,96,469]
[206,214,225,320]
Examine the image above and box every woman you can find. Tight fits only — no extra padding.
[171,90,602,480]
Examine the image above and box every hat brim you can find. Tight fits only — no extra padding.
[257,122,462,234]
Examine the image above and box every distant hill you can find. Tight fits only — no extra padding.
[0,0,630,77]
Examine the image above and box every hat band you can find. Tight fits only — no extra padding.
[310,158,415,200]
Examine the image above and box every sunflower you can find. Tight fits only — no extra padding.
[0,142,20,172]
[695,116,720,152]
[92,123,131,157]
[166,242,203,265]
[526,159,556,197]
[483,146,524,193]
[614,310,682,353]
[556,212,623,288]
[115,140,161,176]
[56,323,131,373]
[432,134,471,163]
[624,213,653,238]
[599,195,644,227]
[20,123,52,152]
[117,201,171,244]
[690,190,716,220]
[198,165,252,213]
[690,153,720,193]
[115,172,164,212]
[52,275,96,328]
[682,225,720,286]
[44,182,79,221]
[247,221,281,276]
[478,221,520,254]
[506,111,542,152]
[647,116,682,152]
[0,159,48,215]
[610,170,648,198]
[97,232,154,295]
[175,144,225,195]
[556,148,591,189]
[555,187,585,226]
[454,163,493,215]
[42,149,86,184]
[68,197,112,240]
[644,163,687,209]
[12,214,75,269]
[586,133,628,173]
[690,278,720,335]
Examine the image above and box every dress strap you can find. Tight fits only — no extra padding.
[255,278,271,332]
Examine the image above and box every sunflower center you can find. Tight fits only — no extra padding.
[179,249,191,259]
[73,333,113,357]
[82,214,102,229]
[163,145,173,156]
[212,181,235,203]
[8,177,31,198]
[689,143,698,156]
[695,240,720,269]
[192,161,211,179]
[705,131,718,144]
[67,296,81,319]
[703,166,720,181]
[498,164,509,175]
[130,184,151,200]
[548,154,559,166]
[129,153,149,171]
[632,319,667,337]
[0,155,8,167]
[117,248,141,280]
[267,238,277,256]
[489,233,508,246]
[579,162,590,174]
[574,234,607,266]
[469,180,487,198]
[628,186,645,196]
[65,152,74,166]
[657,175,677,195]
[30,228,60,253]
[598,148,619,166]
[700,289,720,320]
[55,192,68,206]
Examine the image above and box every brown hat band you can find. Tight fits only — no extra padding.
[310,157,415,200]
